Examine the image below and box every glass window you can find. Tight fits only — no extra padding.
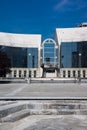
[61,41,87,68]
[43,39,57,66]
[44,43,55,64]
[0,46,39,69]
[0,46,27,68]
[27,48,38,68]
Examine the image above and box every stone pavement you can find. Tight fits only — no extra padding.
[0,85,87,130]
[0,82,87,98]
[0,115,87,130]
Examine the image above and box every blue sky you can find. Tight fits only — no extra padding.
[0,0,87,40]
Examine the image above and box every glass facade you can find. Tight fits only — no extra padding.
[44,43,55,64]
[0,46,38,68]
[43,42,58,65]
[61,41,87,68]
[27,48,38,68]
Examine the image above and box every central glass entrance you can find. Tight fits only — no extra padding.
[41,38,58,77]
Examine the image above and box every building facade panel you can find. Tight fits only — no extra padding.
[0,25,87,78]
[55,26,87,78]
[0,32,41,49]
[0,32,41,78]
[61,41,87,68]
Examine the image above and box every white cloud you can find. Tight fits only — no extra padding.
[55,0,69,10]
[54,0,87,12]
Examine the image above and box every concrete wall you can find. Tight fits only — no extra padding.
[55,27,87,44]
[0,32,41,49]
[60,68,87,78]
[6,68,41,78]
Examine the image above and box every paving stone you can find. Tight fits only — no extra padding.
[1,109,30,122]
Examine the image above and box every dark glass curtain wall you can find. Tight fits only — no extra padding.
[61,41,87,68]
[0,46,38,68]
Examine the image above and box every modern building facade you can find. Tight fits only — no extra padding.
[0,32,41,78]
[0,23,87,78]
[55,25,87,78]
[41,38,58,78]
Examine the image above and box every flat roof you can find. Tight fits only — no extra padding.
[0,32,41,48]
[55,27,87,43]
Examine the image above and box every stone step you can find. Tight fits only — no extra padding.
[0,109,30,122]
[27,102,87,110]
[0,79,26,83]
[0,102,26,118]
[30,78,78,83]
[42,103,87,109]
[0,101,17,106]
[1,108,87,123]
[29,109,87,115]
[0,101,87,122]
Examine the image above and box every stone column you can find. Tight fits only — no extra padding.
[16,69,19,78]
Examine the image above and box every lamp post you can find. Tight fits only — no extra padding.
[28,53,31,67]
[27,53,31,83]
[78,53,82,82]
[28,53,31,77]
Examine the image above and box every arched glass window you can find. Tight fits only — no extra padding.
[42,38,57,67]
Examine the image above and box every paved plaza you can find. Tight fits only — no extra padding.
[0,82,87,98]
[0,82,87,130]
[0,115,87,130]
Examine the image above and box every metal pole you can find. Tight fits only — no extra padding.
[28,53,31,83]
[78,53,81,83]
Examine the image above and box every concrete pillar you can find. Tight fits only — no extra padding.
[16,69,19,78]
[66,70,68,78]
[11,69,14,78]
[21,69,24,78]
[71,70,73,78]
[81,69,83,78]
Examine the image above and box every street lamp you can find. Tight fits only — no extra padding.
[28,53,31,68]
[78,53,82,82]
[28,53,31,77]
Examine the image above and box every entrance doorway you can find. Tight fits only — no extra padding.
[41,38,59,78]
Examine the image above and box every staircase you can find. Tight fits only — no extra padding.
[46,72,56,78]
[0,100,87,123]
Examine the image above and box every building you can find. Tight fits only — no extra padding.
[55,25,87,78]
[0,23,87,78]
[0,32,41,78]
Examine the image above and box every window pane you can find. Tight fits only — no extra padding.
[61,41,87,68]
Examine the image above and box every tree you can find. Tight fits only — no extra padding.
[0,50,11,77]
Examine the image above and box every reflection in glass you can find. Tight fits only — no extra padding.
[44,43,55,64]
[61,42,87,68]
[0,46,38,68]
